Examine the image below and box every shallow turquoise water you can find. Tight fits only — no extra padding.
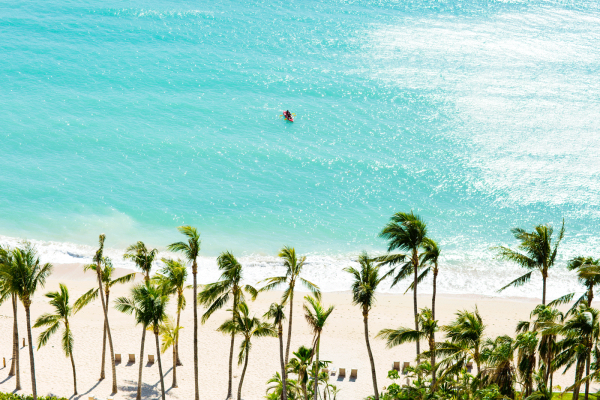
[1,0,600,271]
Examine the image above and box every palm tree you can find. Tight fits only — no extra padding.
[217,302,277,400]
[259,246,320,365]
[115,282,170,400]
[123,241,158,399]
[156,317,183,388]
[515,331,538,398]
[0,245,20,389]
[553,305,600,400]
[87,234,117,392]
[481,335,515,399]
[4,244,53,400]
[421,238,441,321]
[33,284,78,395]
[168,225,201,400]
[438,308,486,376]
[153,258,190,369]
[266,372,301,400]
[198,251,256,399]
[288,346,313,400]
[378,308,438,389]
[303,295,334,400]
[377,211,428,356]
[494,221,565,305]
[264,303,288,400]
[73,256,136,382]
[552,257,600,312]
[344,252,391,400]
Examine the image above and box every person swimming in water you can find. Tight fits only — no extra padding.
[284,110,292,120]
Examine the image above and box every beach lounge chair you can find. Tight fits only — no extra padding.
[148,354,155,364]
[466,361,473,373]
[338,367,346,378]
[350,368,357,379]
[330,367,337,376]
[128,354,135,363]
[392,361,400,371]
[115,354,121,363]
[323,367,329,375]
[23,338,26,347]
[3,357,5,368]
[402,362,410,373]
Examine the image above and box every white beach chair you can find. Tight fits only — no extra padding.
[350,368,358,379]
[330,367,337,376]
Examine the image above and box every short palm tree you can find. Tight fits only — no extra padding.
[218,302,277,400]
[259,246,320,364]
[304,295,334,400]
[168,225,201,400]
[73,256,136,382]
[288,346,313,400]
[198,251,256,399]
[33,284,78,395]
[515,331,538,398]
[156,316,183,388]
[115,282,170,400]
[153,258,190,369]
[344,252,392,400]
[264,302,288,400]
[481,335,515,398]
[438,308,486,375]
[494,221,565,305]
[4,244,53,400]
[87,234,117,392]
[377,211,429,356]
[0,245,20,389]
[266,371,301,400]
[378,308,438,388]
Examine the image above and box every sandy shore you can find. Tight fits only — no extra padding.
[0,263,585,399]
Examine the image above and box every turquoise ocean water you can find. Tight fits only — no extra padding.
[1,0,600,296]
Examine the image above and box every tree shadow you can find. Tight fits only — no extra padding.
[0,374,14,385]
[76,378,104,398]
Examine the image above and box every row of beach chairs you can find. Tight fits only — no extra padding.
[392,361,473,373]
[322,366,358,379]
[114,353,155,364]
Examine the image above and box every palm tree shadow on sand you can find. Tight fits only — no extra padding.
[119,367,178,399]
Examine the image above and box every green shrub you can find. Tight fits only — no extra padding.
[0,393,68,400]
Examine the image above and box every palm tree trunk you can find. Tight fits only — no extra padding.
[542,274,547,305]
[302,382,308,400]
[193,263,199,400]
[313,334,321,400]
[279,323,287,400]
[584,350,591,400]
[155,331,166,400]
[227,333,235,399]
[136,326,147,400]
[429,337,436,390]
[413,251,420,357]
[100,292,109,380]
[176,304,182,366]
[96,268,117,393]
[237,348,250,400]
[572,358,584,400]
[69,349,78,395]
[9,293,16,376]
[172,331,178,388]
[24,304,37,400]
[285,287,294,365]
[11,293,21,391]
[363,312,379,400]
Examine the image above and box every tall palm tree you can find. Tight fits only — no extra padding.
[378,308,438,389]
[420,238,440,321]
[33,284,78,395]
[377,211,428,356]
[88,234,117,392]
[259,246,320,365]
[198,251,256,399]
[0,245,20,389]
[4,244,53,400]
[218,302,277,400]
[156,317,183,388]
[552,257,600,312]
[115,282,170,400]
[344,252,391,400]
[153,258,190,368]
[73,256,136,381]
[287,346,313,400]
[494,221,565,305]
[168,225,201,400]
[264,303,288,400]
[304,295,334,400]
[123,241,158,400]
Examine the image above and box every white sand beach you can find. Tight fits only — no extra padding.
[0,263,586,399]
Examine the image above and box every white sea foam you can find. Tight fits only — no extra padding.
[0,234,586,301]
